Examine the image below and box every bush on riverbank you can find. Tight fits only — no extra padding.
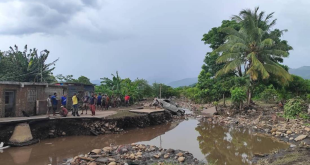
[284,98,308,119]
[231,87,247,110]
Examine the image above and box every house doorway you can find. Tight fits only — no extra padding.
[5,91,15,117]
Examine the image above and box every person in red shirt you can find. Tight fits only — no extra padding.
[125,95,130,107]
[60,106,68,117]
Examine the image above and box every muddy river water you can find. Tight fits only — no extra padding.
[0,119,288,165]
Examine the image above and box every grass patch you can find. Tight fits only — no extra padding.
[106,110,145,119]
[257,152,305,165]
[270,152,304,165]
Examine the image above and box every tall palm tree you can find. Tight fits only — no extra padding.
[214,7,292,105]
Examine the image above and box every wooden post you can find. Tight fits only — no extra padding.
[223,94,225,107]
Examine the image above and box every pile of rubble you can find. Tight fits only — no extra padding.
[204,105,310,148]
[68,144,201,165]
[82,121,123,136]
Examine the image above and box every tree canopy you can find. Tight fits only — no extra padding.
[56,74,92,84]
[0,45,58,82]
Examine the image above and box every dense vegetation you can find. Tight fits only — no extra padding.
[95,71,179,102]
[181,7,310,118]
[0,45,58,82]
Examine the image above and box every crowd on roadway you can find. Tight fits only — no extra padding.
[46,92,130,117]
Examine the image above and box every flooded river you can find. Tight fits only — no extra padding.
[0,119,288,165]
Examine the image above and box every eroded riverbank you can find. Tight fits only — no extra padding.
[0,111,172,145]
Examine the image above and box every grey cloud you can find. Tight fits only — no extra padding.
[0,0,309,82]
[81,0,101,8]
[0,0,111,41]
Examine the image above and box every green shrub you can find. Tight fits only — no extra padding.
[231,87,246,109]
[307,94,310,103]
[299,112,309,120]
[212,101,218,106]
[284,98,307,119]
[260,85,277,103]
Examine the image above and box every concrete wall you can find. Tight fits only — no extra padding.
[0,85,67,117]
[44,86,66,98]
[0,83,93,117]
[0,85,46,117]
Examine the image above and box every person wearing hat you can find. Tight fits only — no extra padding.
[60,106,68,117]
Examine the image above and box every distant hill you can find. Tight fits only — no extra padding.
[167,78,197,88]
[289,66,310,79]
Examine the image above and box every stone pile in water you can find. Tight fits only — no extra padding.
[68,143,201,165]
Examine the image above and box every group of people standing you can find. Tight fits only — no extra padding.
[46,93,68,117]
[47,92,131,117]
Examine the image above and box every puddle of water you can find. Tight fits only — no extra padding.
[0,119,288,165]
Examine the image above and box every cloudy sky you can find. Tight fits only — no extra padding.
[0,0,309,83]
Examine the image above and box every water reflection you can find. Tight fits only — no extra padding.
[0,119,288,165]
[0,122,177,165]
[195,122,288,165]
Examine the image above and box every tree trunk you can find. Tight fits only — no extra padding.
[239,102,242,110]
[247,89,252,106]
[223,94,226,107]
[238,66,243,77]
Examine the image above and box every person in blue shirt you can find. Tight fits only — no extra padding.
[61,94,67,106]
[51,93,58,116]
[97,93,102,110]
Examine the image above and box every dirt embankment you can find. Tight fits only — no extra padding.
[0,111,173,145]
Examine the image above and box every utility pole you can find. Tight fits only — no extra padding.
[159,84,162,99]
[40,51,43,82]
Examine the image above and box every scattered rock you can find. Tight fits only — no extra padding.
[89,162,97,165]
[91,149,101,154]
[254,153,267,157]
[295,135,307,141]
[108,158,115,162]
[103,147,112,152]
[164,154,169,159]
[78,156,94,161]
[271,128,278,133]
[275,131,282,135]
[178,156,185,162]
[130,154,135,160]
[176,152,183,157]
[154,154,160,159]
